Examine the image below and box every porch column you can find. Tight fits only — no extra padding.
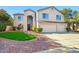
[36,11,39,28]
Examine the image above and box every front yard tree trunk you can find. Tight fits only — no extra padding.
[67,22,70,28]
[72,22,75,31]
[75,23,78,31]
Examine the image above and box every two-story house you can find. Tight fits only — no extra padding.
[14,6,67,32]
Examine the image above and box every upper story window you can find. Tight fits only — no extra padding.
[18,16,21,20]
[42,13,49,19]
[56,15,61,20]
[15,16,24,21]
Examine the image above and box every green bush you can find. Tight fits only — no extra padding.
[31,26,37,31]
[37,28,43,32]
[34,28,43,33]
[0,23,6,32]
[66,27,71,32]
[31,25,43,33]
[17,24,23,30]
[12,26,17,31]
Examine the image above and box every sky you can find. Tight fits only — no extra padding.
[0,6,79,17]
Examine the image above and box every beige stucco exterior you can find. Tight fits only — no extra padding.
[14,6,67,32]
[14,14,24,26]
[37,7,67,32]
[14,10,36,31]
[37,7,64,22]
[23,10,36,31]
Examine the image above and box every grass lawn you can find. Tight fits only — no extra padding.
[0,32,36,41]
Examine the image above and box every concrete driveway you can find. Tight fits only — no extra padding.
[43,32,79,48]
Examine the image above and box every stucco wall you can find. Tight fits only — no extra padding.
[38,8,52,21]
[14,20,23,26]
[38,7,64,22]
[14,15,24,26]
[51,8,64,22]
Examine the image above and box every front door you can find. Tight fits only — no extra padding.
[27,15,33,31]
[27,24,31,30]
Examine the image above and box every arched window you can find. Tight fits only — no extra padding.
[27,16,33,23]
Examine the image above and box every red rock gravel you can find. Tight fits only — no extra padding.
[0,34,62,53]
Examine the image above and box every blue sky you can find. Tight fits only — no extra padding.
[0,6,79,17]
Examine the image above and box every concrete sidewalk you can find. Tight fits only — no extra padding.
[38,47,79,53]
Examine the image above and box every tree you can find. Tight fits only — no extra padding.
[0,9,13,31]
[60,8,78,31]
[0,9,13,25]
[72,13,79,31]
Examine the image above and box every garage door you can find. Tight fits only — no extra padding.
[39,22,67,32]
[57,23,67,32]
[39,23,57,32]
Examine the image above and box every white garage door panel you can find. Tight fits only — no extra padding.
[40,23,56,32]
[57,23,66,32]
[43,27,56,32]
[39,22,67,32]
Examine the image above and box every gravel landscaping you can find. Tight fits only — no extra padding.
[0,33,62,53]
[1,32,79,53]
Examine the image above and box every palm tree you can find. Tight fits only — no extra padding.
[72,13,79,31]
[60,8,78,31]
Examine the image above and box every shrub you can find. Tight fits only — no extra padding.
[0,23,6,32]
[17,24,23,30]
[66,27,71,32]
[31,25,37,31]
[12,26,17,31]
[32,25,43,33]
[37,28,43,32]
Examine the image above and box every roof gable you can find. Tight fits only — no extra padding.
[37,6,63,15]
[13,13,24,16]
[24,9,35,13]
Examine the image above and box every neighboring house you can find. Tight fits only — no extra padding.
[13,6,67,32]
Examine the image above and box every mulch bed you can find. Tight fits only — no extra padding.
[0,32,62,53]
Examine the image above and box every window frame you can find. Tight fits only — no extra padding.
[56,15,61,21]
[18,16,22,20]
[42,13,49,19]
